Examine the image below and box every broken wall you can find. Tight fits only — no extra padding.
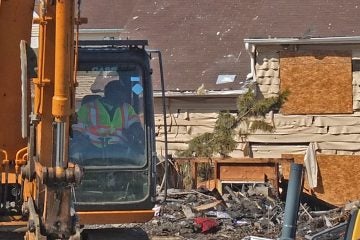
[252,44,360,205]
[154,45,360,158]
[251,44,360,157]
[154,96,250,157]
[154,46,360,159]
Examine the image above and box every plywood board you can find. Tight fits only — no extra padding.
[280,51,353,114]
[282,154,360,206]
[218,164,276,182]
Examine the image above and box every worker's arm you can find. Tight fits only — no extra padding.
[72,104,90,133]
[123,104,145,153]
[125,104,141,127]
[71,105,91,144]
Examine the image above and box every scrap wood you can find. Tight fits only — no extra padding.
[210,188,229,207]
[300,203,313,220]
[197,179,216,190]
[224,185,241,204]
[193,199,223,212]
[182,205,195,219]
[304,221,348,240]
[166,198,186,203]
[344,200,360,211]
[191,190,217,200]
[166,190,196,196]
[242,236,274,240]
[310,207,341,217]
[225,186,262,209]
[323,215,333,227]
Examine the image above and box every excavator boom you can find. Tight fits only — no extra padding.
[0,1,159,239]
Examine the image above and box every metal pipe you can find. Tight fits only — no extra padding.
[0,149,8,209]
[15,147,27,161]
[0,149,8,161]
[20,40,28,138]
[55,122,66,167]
[0,149,7,209]
[52,0,73,169]
[146,49,169,202]
[245,42,256,82]
[158,51,168,202]
[280,163,304,240]
[35,0,47,115]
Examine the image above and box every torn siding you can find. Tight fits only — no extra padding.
[256,51,280,98]
[153,96,249,157]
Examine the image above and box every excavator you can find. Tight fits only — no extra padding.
[0,1,168,239]
[1,1,358,240]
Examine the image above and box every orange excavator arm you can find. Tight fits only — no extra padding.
[0,0,33,160]
[0,1,81,239]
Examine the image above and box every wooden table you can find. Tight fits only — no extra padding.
[174,157,294,194]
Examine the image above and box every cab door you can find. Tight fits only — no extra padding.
[71,41,156,220]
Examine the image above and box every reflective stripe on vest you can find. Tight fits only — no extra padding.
[77,99,139,147]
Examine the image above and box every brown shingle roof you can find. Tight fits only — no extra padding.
[81,0,360,91]
[80,0,137,29]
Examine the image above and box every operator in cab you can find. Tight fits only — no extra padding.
[71,79,145,166]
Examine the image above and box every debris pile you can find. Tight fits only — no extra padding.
[138,186,356,240]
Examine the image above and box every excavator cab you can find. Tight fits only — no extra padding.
[71,40,157,223]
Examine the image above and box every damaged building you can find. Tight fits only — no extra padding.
[243,37,360,206]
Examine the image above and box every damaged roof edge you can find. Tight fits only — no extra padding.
[153,89,249,98]
[244,36,360,45]
[79,28,124,34]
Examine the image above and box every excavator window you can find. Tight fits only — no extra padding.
[70,58,153,207]
[71,66,145,167]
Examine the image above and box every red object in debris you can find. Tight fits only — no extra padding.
[194,217,219,233]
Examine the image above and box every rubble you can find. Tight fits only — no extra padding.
[136,186,354,239]
[101,185,355,239]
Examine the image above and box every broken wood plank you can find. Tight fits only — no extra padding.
[190,190,217,200]
[224,186,241,204]
[182,205,195,219]
[193,200,223,212]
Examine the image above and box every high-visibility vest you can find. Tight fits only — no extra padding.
[73,99,140,147]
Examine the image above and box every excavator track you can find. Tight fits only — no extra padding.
[81,227,182,240]
[0,227,169,240]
